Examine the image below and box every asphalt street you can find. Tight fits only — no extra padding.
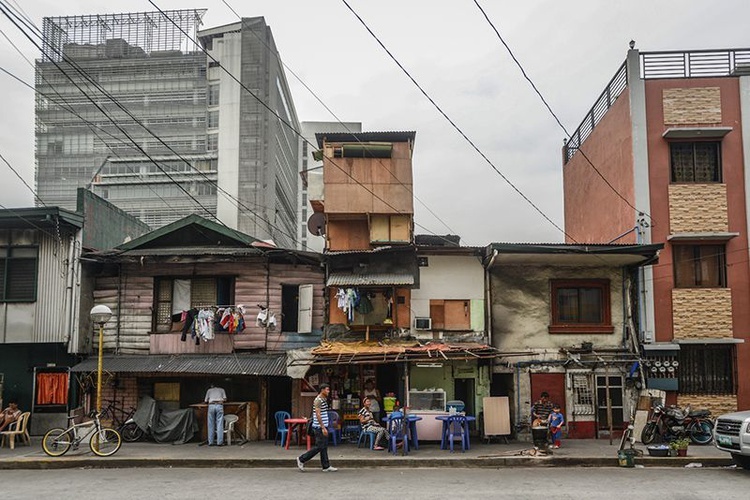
[4,467,748,499]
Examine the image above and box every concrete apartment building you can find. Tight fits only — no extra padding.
[35,10,299,248]
[562,47,750,414]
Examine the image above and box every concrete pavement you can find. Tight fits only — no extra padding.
[0,436,734,470]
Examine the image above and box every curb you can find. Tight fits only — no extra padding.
[0,456,734,470]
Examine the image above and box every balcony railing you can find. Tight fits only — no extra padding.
[640,48,750,79]
[564,61,628,164]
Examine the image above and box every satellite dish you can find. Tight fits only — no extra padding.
[307,212,326,236]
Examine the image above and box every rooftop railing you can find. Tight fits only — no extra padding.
[564,48,750,164]
[640,48,750,79]
[563,61,628,164]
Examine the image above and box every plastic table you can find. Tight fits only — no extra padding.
[436,414,476,450]
[284,418,312,450]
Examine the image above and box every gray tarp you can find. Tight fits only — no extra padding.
[132,395,198,444]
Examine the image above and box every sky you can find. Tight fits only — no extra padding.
[1,1,750,246]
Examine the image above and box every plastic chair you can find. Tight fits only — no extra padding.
[445,415,468,453]
[274,411,291,446]
[223,414,239,446]
[357,426,378,449]
[326,411,340,446]
[386,411,409,455]
[0,412,31,450]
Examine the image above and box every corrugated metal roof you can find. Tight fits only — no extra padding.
[327,272,414,286]
[121,247,263,257]
[70,354,287,376]
[315,131,416,148]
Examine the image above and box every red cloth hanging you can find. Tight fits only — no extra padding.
[36,372,69,405]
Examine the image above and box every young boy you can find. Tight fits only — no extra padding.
[548,404,565,449]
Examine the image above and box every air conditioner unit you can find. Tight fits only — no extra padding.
[414,317,432,330]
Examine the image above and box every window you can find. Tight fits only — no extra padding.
[670,141,721,182]
[153,277,234,332]
[0,246,38,302]
[370,214,411,244]
[207,84,220,106]
[207,111,219,129]
[429,299,471,331]
[679,344,735,394]
[207,134,218,151]
[549,279,613,334]
[333,143,393,158]
[673,244,726,288]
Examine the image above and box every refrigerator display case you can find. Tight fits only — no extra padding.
[408,389,446,411]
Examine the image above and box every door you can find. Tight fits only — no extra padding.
[530,373,566,421]
[281,285,300,332]
[297,284,313,334]
[596,375,624,431]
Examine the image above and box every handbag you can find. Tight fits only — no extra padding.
[306,411,314,436]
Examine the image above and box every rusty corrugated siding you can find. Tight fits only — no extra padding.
[70,353,287,376]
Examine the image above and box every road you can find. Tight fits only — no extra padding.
[5,467,748,499]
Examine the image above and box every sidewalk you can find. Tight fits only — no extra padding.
[0,437,733,470]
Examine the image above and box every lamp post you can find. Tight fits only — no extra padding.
[90,305,112,414]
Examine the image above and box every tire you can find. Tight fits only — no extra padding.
[688,420,713,445]
[89,428,122,457]
[42,428,73,457]
[641,423,657,444]
[120,422,144,443]
[731,453,750,470]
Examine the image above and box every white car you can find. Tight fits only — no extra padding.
[714,410,750,469]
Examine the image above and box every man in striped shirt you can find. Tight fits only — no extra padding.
[297,383,337,472]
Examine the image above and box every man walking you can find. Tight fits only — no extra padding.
[204,383,227,446]
[297,383,337,472]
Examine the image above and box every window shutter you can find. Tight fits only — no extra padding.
[191,278,216,307]
[7,258,36,301]
[298,284,313,334]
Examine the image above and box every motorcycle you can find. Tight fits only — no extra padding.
[641,404,714,445]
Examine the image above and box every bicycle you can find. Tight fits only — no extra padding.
[41,411,122,457]
[101,399,143,442]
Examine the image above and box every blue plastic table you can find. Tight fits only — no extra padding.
[436,414,476,450]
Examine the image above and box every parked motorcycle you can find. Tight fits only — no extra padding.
[641,404,713,445]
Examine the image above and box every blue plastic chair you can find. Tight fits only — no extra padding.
[326,411,340,446]
[274,411,291,447]
[386,411,409,455]
[445,415,468,453]
[357,426,378,449]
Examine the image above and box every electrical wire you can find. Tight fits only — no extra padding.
[340,0,576,243]
[473,0,655,230]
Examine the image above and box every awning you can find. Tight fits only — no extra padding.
[304,340,499,365]
[327,272,414,287]
[70,353,287,376]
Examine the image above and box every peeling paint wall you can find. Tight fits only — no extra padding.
[491,265,627,352]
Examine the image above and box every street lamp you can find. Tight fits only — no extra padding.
[90,304,112,414]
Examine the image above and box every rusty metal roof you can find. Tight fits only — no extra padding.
[70,354,287,376]
[327,272,414,287]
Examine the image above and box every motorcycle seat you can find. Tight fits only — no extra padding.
[688,409,710,418]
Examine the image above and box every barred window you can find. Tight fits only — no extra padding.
[670,142,721,182]
[679,344,735,395]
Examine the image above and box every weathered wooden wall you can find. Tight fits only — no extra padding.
[93,259,325,355]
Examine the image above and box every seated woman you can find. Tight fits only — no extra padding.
[358,396,390,451]
[0,400,21,432]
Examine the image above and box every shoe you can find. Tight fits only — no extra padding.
[373,446,385,451]
[322,466,338,472]
[296,457,305,472]
[553,445,560,449]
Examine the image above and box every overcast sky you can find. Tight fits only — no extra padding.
[2,1,749,245]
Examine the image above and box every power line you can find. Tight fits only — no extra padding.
[0,150,45,206]
[219,0,460,240]
[472,0,655,230]
[0,2,299,244]
[151,1,460,246]
[340,0,576,243]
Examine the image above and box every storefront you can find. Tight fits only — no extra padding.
[303,341,496,441]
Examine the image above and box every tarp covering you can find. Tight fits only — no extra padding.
[132,395,198,444]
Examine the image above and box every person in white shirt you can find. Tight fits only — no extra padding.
[204,384,227,446]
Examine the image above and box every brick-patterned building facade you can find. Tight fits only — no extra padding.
[563,47,750,414]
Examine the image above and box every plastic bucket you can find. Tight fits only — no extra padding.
[618,449,636,468]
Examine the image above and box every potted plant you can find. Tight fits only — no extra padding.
[669,438,690,457]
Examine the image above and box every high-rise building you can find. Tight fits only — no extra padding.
[298,121,362,251]
[35,10,300,247]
